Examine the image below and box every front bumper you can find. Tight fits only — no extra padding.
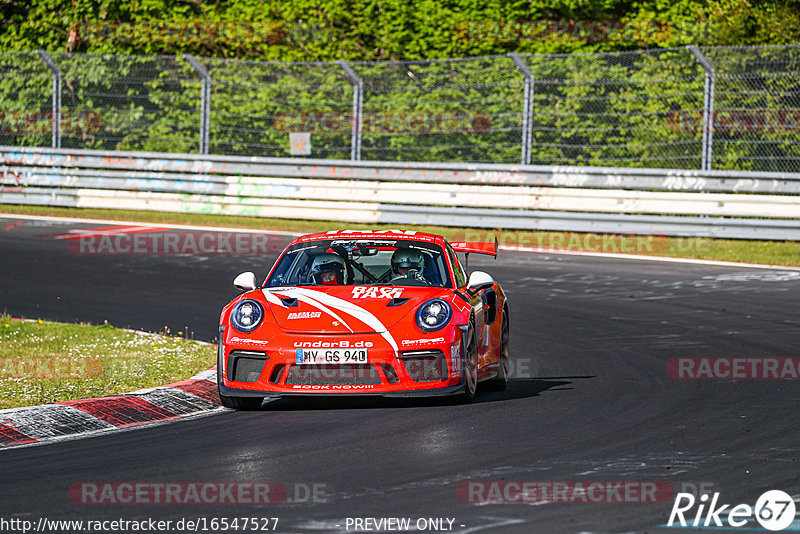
[218,328,466,397]
[219,381,466,398]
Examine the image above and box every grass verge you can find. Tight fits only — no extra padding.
[1,204,799,267]
[0,316,215,410]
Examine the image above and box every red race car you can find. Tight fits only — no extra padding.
[217,230,509,409]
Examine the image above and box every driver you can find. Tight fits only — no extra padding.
[390,248,425,282]
[310,253,346,285]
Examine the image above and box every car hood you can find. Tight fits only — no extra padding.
[261,286,449,334]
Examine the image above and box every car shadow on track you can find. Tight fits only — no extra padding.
[475,375,594,404]
[257,376,594,411]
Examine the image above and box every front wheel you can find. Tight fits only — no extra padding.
[219,393,263,410]
[486,311,510,391]
[459,318,478,403]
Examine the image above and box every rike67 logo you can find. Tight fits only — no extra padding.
[668,490,796,531]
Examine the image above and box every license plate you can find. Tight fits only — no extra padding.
[295,348,368,364]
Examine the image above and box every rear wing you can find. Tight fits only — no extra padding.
[449,238,498,258]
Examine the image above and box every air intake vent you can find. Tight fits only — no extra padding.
[400,350,447,382]
[378,363,399,383]
[232,358,267,382]
[269,364,285,384]
[228,350,268,383]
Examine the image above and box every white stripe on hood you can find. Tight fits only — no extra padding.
[263,287,399,356]
[262,288,354,333]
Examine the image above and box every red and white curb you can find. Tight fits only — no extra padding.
[0,368,223,449]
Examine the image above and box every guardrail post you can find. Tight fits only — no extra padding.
[688,45,716,171]
[509,52,534,166]
[36,50,61,149]
[337,60,363,161]
[183,54,211,155]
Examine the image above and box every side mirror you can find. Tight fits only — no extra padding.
[233,272,257,291]
[467,271,494,293]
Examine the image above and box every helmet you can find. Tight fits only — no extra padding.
[391,248,423,275]
[311,253,346,285]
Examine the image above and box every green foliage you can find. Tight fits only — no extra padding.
[525,48,707,167]
[1,0,798,60]
[0,51,53,147]
[0,0,797,170]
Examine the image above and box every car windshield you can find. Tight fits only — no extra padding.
[265,238,452,288]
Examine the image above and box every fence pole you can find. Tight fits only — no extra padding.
[337,60,363,161]
[688,45,716,171]
[183,54,211,155]
[509,52,534,166]
[36,50,61,149]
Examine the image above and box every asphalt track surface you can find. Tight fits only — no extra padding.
[1,215,799,533]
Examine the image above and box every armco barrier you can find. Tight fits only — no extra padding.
[1,146,799,240]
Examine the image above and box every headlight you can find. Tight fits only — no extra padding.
[231,299,264,332]
[416,299,451,331]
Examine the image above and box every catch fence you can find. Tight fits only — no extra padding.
[1,45,798,172]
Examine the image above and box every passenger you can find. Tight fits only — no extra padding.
[310,253,346,285]
[390,248,426,282]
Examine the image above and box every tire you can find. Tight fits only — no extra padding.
[486,311,510,391]
[459,317,479,403]
[219,393,263,410]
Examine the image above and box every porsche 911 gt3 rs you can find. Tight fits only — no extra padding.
[217,230,509,409]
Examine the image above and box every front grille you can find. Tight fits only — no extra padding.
[269,364,286,384]
[232,357,267,382]
[400,350,448,382]
[228,350,268,383]
[378,363,399,383]
[285,364,382,385]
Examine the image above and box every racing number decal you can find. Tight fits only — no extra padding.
[351,287,404,299]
